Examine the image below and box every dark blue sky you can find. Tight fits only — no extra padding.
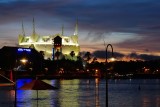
[0,0,160,61]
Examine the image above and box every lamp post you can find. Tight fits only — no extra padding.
[105,43,114,107]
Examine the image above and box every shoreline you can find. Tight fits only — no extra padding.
[15,74,160,80]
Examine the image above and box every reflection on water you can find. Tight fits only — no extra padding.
[56,79,80,107]
[1,79,160,107]
[108,79,160,107]
[0,79,106,107]
[95,78,100,107]
[0,89,15,107]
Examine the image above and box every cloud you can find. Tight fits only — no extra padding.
[0,0,160,58]
[92,50,160,61]
[115,35,160,54]
[0,37,17,48]
[92,50,125,59]
[139,54,160,61]
[126,52,160,61]
[1,0,160,34]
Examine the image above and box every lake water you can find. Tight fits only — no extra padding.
[0,78,106,107]
[0,79,160,107]
[108,79,160,107]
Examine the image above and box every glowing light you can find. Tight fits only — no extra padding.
[110,57,116,62]
[95,69,99,76]
[20,58,28,64]
[18,48,31,52]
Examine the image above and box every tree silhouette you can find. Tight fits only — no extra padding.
[70,51,75,60]
[84,52,91,63]
[92,57,97,63]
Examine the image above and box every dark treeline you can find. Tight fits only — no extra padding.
[110,60,160,74]
[43,58,160,78]
[43,59,84,75]
[85,60,160,76]
[0,47,160,79]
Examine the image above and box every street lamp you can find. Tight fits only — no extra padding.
[104,43,114,107]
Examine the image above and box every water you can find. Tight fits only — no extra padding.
[108,79,160,107]
[1,79,160,107]
[0,78,106,107]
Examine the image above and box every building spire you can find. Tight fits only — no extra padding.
[33,17,35,35]
[31,17,38,42]
[62,24,64,36]
[22,20,25,36]
[74,18,78,36]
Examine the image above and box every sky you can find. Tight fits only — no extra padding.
[0,0,160,61]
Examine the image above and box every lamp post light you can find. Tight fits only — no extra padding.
[20,58,28,65]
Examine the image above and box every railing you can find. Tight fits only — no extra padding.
[0,73,15,85]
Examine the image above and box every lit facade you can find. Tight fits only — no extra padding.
[18,19,80,60]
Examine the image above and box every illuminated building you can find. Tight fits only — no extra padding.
[18,18,80,60]
[0,46,43,72]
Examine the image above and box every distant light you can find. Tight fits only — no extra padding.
[110,57,116,62]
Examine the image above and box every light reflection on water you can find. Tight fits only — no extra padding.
[0,79,106,107]
[108,79,160,107]
[3,79,160,107]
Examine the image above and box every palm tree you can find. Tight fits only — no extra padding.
[70,51,75,60]
[84,52,91,63]
[92,57,97,63]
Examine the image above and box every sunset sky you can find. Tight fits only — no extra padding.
[0,0,160,61]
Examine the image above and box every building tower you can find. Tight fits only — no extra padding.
[53,36,62,60]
